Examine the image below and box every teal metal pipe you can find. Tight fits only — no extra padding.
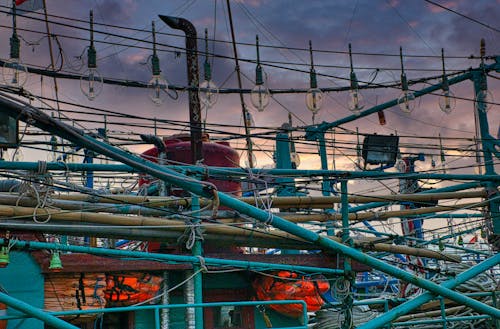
[191,196,204,329]
[392,315,490,326]
[0,300,308,329]
[0,96,497,318]
[0,292,78,329]
[348,181,483,213]
[305,63,500,133]
[0,161,499,182]
[357,253,500,329]
[0,238,343,275]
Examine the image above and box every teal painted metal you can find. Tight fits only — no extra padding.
[0,238,343,275]
[0,292,78,329]
[0,300,308,329]
[306,69,476,135]
[392,315,491,326]
[471,66,500,234]
[0,161,499,182]
[340,180,352,268]
[357,253,500,329]
[191,196,204,329]
[275,132,297,196]
[348,181,484,213]
[0,251,45,329]
[0,96,498,318]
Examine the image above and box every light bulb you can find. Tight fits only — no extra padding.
[476,89,494,113]
[2,58,28,88]
[250,84,270,112]
[199,79,219,109]
[398,91,416,113]
[290,152,301,167]
[439,89,456,114]
[148,74,168,105]
[244,112,255,128]
[348,89,364,114]
[242,151,257,168]
[306,88,324,114]
[80,68,103,101]
[352,158,362,171]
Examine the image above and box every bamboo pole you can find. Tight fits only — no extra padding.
[0,205,460,262]
[47,189,486,207]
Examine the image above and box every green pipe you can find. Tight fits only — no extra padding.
[348,181,483,213]
[0,300,308,329]
[0,96,497,318]
[191,196,204,329]
[0,161,499,182]
[341,180,351,272]
[392,315,490,326]
[356,253,500,329]
[0,238,343,274]
[0,292,78,329]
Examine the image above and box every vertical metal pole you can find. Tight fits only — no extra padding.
[225,0,255,169]
[341,180,354,329]
[318,133,330,196]
[160,272,169,329]
[158,16,203,164]
[191,195,204,329]
[472,69,500,234]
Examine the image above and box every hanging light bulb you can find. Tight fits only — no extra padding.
[80,11,103,101]
[398,47,415,114]
[147,21,168,105]
[290,152,301,168]
[2,2,28,88]
[439,89,456,114]
[199,79,218,108]
[250,35,270,112]
[474,38,494,113]
[199,29,219,109]
[347,44,364,114]
[439,49,456,114]
[306,41,324,114]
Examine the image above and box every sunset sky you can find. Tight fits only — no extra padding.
[0,0,498,172]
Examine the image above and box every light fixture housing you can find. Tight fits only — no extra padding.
[48,252,63,272]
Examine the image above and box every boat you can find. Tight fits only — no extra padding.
[0,1,498,328]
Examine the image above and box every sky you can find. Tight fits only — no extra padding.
[0,0,498,174]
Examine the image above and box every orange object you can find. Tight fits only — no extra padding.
[0,303,6,329]
[253,271,329,318]
[104,272,162,306]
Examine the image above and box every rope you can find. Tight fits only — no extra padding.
[178,219,205,250]
[15,161,56,224]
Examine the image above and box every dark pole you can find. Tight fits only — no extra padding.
[159,15,202,164]
[225,0,254,168]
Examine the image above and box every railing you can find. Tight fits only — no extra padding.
[0,299,308,329]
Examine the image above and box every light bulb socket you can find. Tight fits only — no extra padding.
[441,76,449,91]
[151,54,161,76]
[401,73,409,91]
[87,46,97,69]
[310,70,318,89]
[204,61,212,81]
[255,65,264,85]
[49,252,63,271]
[350,71,359,90]
[10,33,20,59]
